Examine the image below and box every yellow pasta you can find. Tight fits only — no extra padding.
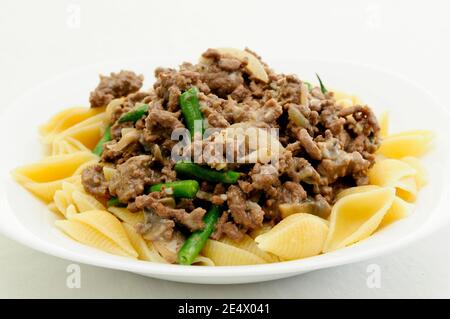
[192,256,215,266]
[221,234,279,263]
[72,190,105,212]
[39,106,105,136]
[201,239,266,266]
[377,130,433,159]
[379,111,389,138]
[108,207,145,227]
[336,185,412,229]
[335,185,380,201]
[65,204,79,218]
[323,187,395,252]
[69,210,138,258]
[255,213,329,260]
[56,219,132,257]
[378,197,413,229]
[13,152,97,184]
[122,222,167,262]
[332,90,362,108]
[53,189,71,216]
[368,158,419,202]
[401,156,427,188]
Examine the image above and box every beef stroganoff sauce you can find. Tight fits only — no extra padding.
[12,48,433,265]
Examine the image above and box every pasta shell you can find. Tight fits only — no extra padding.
[335,185,381,201]
[69,210,138,258]
[54,189,71,216]
[39,106,105,136]
[13,152,97,183]
[56,219,132,257]
[378,197,413,229]
[401,156,427,188]
[72,190,105,212]
[255,213,329,260]
[201,239,266,266]
[368,158,418,202]
[395,176,418,202]
[379,111,389,138]
[65,204,79,218]
[221,234,279,263]
[377,130,433,158]
[108,207,145,227]
[122,222,167,262]
[192,256,215,266]
[323,187,395,252]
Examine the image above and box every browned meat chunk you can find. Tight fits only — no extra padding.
[227,185,264,230]
[135,192,206,232]
[81,165,109,199]
[108,155,161,202]
[89,70,143,108]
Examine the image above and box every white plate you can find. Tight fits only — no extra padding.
[1,57,449,284]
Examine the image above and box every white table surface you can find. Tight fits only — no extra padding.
[1,0,449,298]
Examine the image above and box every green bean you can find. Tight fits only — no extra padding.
[177,205,220,265]
[316,73,327,94]
[92,125,111,156]
[118,103,149,123]
[179,87,204,138]
[147,180,199,198]
[174,162,240,184]
[107,197,126,207]
[304,81,312,91]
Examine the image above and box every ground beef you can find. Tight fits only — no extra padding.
[227,185,264,230]
[89,70,143,108]
[144,109,184,142]
[81,165,109,199]
[277,181,307,204]
[83,47,382,247]
[135,192,206,232]
[108,155,162,203]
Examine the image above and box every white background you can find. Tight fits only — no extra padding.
[1,0,450,298]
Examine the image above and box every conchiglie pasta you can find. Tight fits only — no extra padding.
[335,185,381,202]
[69,210,138,258]
[13,152,97,183]
[332,90,362,108]
[72,190,105,212]
[122,222,167,262]
[378,197,413,229]
[221,234,279,263]
[39,106,105,136]
[368,158,418,202]
[323,187,395,252]
[401,156,427,188]
[255,213,329,260]
[379,111,389,138]
[12,152,95,203]
[192,256,215,266]
[377,130,433,159]
[51,121,105,150]
[336,185,412,229]
[56,219,132,257]
[108,207,145,227]
[201,239,266,266]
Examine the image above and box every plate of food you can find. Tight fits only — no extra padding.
[0,48,449,284]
